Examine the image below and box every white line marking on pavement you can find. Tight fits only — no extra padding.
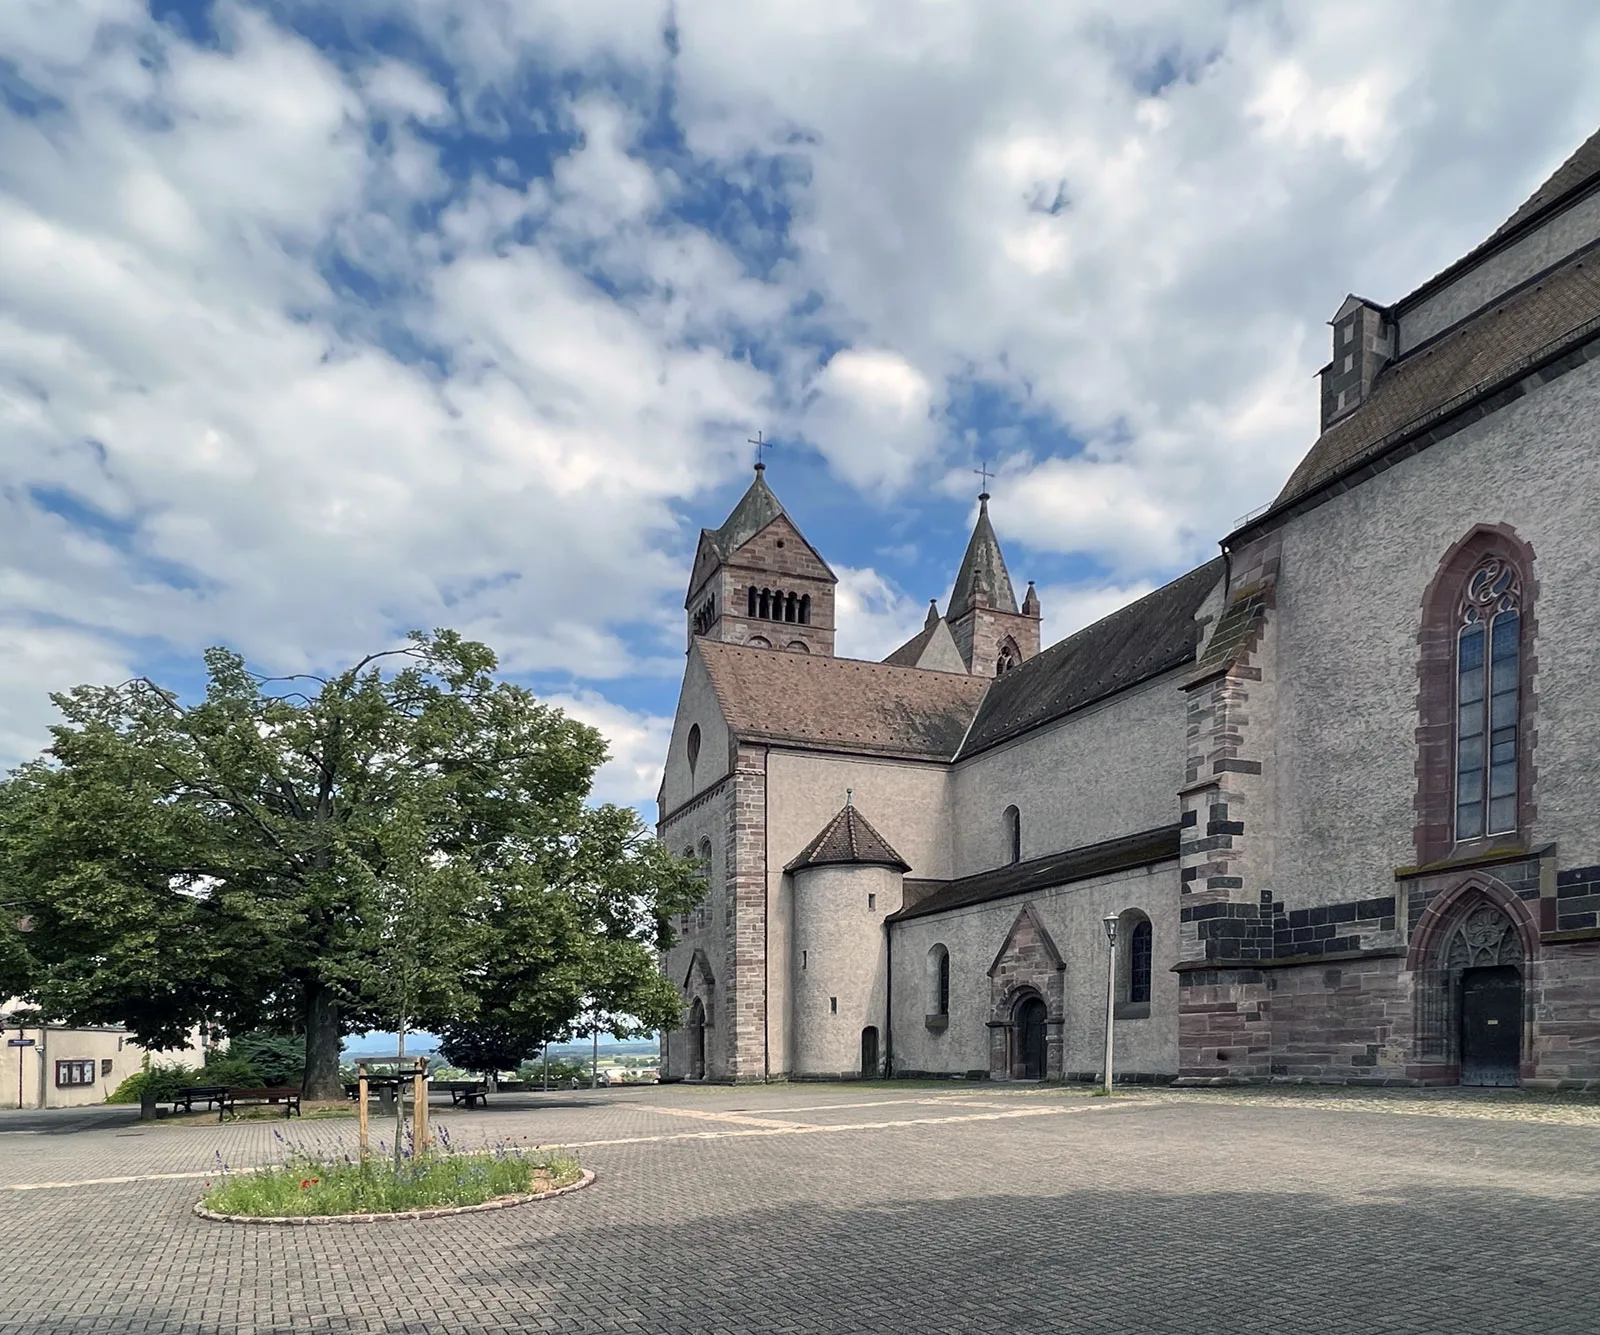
[2,1100,1135,1192]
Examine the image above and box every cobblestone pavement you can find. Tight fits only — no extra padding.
[3,1082,1599,1334]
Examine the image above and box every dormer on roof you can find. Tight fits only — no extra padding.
[685,464,838,657]
[1320,294,1393,431]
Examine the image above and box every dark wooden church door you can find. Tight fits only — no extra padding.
[860,1027,879,1078]
[1015,997,1046,1079]
[1460,966,1521,1087]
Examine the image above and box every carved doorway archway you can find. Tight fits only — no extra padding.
[1445,904,1524,1086]
[1410,885,1532,1086]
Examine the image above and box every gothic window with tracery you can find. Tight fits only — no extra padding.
[1455,556,1521,840]
[996,637,1021,676]
[1442,904,1520,969]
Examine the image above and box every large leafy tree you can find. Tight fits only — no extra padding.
[0,632,702,1098]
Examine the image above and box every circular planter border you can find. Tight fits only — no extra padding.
[193,1167,595,1225]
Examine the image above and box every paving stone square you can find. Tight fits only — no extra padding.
[3,1082,1599,1334]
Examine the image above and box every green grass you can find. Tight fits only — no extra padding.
[201,1145,582,1217]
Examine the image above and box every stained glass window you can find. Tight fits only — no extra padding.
[1455,558,1520,841]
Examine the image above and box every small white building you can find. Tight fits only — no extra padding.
[3,1016,205,1110]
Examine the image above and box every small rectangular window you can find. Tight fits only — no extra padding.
[1343,322,1354,345]
[802,950,807,970]
[101,1059,114,1077]
[55,1060,95,1087]
[829,997,837,1014]
[867,893,876,910]
[1342,353,1354,373]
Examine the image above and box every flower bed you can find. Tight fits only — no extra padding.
[198,1142,586,1221]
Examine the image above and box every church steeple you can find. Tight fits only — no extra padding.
[946,490,1041,678]
[685,463,838,656]
[949,492,1019,619]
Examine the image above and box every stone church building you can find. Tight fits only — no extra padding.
[657,128,1600,1089]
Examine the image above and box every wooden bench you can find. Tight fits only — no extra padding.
[218,1087,302,1121]
[167,1085,229,1116]
[433,1079,489,1108]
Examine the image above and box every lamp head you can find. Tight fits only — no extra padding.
[1102,913,1118,943]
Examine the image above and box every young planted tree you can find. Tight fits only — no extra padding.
[0,632,702,1099]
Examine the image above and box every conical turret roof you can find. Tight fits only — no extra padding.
[949,494,1018,618]
[707,465,788,558]
[785,800,910,873]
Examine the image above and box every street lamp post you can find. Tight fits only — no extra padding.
[1101,913,1118,1096]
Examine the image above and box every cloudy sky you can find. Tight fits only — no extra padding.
[5,0,1600,809]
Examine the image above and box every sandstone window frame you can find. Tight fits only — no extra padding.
[1115,909,1153,1018]
[1415,525,1538,867]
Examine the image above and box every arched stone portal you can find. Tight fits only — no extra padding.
[1407,875,1537,1086]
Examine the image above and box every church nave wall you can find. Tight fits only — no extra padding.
[1272,351,1600,911]
[950,670,1186,880]
[888,862,1179,1081]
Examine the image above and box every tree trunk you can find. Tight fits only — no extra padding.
[303,982,343,1101]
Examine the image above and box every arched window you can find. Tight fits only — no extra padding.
[1128,918,1152,1005]
[927,944,950,1018]
[785,592,797,622]
[747,586,758,617]
[1416,526,1536,863]
[1003,805,1021,865]
[786,641,809,654]
[759,588,771,619]
[686,723,701,778]
[1455,557,1522,839]
[696,839,713,930]
[748,635,771,649]
[996,638,1021,676]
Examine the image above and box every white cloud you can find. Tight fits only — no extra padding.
[832,564,927,663]
[802,349,940,493]
[0,623,133,768]
[6,0,1600,783]
[546,690,673,808]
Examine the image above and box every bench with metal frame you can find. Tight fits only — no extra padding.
[218,1086,302,1121]
[432,1079,489,1108]
[166,1085,229,1116]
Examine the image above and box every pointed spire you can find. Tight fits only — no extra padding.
[949,492,1019,619]
[1022,580,1040,618]
[924,599,939,629]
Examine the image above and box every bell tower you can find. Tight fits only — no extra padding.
[946,491,1040,677]
[685,464,838,656]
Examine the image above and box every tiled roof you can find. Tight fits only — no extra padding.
[889,824,1180,922]
[1277,254,1600,507]
[957,559,1224,758]
[785,802,910,873]
[949,496,1018,618]
[1191,581,1272,681]
[697,640,989,759]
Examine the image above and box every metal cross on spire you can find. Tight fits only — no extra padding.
[973,459,994,497]
[749,430,775,471]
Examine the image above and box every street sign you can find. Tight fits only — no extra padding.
[6,1038,35,1047]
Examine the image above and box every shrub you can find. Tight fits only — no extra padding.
[105,1056,263,1105]
[225,1032,304,1087]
